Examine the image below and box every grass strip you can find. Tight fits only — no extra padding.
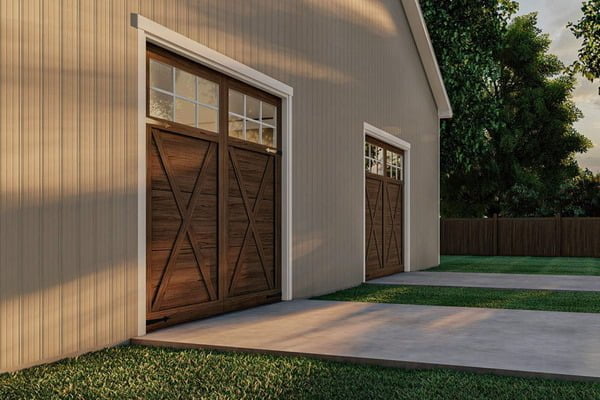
[433,256,600,276]
[316,283,600,313]
[1,345,599,399]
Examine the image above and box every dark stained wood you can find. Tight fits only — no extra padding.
[151,130,218,308]
[227,146,278,297]
[146,47,282,331]
[441,217,600,257]
[365,137,404,280]
[147,128,219,321]
[384,180,403,270]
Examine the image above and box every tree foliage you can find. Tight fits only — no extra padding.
[568,0,600,81]
[419,0,516,178]
[420,1,594,217]
[491,14,592,216]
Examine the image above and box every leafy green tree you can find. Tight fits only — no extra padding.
[568,0,600,82]
[420,0,518,217]
[490,14,592,217]
[572,169,600,216]
[421,3,593,217]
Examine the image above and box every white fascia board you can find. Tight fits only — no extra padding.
[400,0,453,119]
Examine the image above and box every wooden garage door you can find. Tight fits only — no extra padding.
[146,46,281,331]
[365,137,404,280]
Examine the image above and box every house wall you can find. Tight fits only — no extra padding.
[0,0,440,372]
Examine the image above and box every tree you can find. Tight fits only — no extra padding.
[419,0,518,217]
[421,2,593,217]
[568,0,600,82]
[490,14,592,217]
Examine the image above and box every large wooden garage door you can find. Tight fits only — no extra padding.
[146,46,281,331]
[365,137,404,280]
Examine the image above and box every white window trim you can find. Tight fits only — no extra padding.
[132,14,294,336]
[363,122,411,281]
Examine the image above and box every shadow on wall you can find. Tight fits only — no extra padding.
[174,0,405,86]
[0,189,139,371]
[1,0,431,370]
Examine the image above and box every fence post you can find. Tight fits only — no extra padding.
[493,213,499,256]
[556,214,562,257]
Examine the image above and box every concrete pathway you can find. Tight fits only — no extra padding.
[370,272,600,292]
[133,300,600,381]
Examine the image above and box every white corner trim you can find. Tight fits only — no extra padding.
[400,0,453,119]
[362,123,412,278]
[136,23,147,337]
[133,14,294,335]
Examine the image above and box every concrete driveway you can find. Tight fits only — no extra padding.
[370,272,600,291]
[133,300,600,381]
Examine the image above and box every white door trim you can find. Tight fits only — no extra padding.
[132,14,294,336]
[362,122,411,282]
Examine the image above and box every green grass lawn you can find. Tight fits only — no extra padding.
[1,346,599,400]
[316,284,600,313]
[432,255,600,275]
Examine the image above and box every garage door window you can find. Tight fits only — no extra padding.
[365,142,384,175]
[149,59,219,132]
[386,150,404,181]
[228,90,277,147]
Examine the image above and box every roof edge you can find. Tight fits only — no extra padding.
[401,0,453,119]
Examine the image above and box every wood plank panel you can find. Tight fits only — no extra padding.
[1,0,23,371]
[78,0,98,352]
[61,0,81,357]
[21,0,42,366]
[94,0,113,350]
[40,0,62,362]
[110,0,127,344]
[441,217,600,257]
[147,127,220,329]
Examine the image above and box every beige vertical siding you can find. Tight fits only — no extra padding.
[0,0,140,371]
[0,0,440,371]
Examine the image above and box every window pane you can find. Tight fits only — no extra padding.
[262,126,276,147]
[198,77,219,106]
[246,96,260,120]
[399,157,404,180]
[370,162,379,175]
[246,120,260,143]
[149,89,173,121]
[174,68,196,100]
[229,119,244,139]
[229,90,244,116]
[174,98,196,127]
[376,147,384,162]
[262,102,277,126]
[149,60,173,92]
[198,106,218,132]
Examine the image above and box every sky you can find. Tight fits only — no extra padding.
[517,0,600,173]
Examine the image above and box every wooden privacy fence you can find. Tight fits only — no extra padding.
[441,216,600,257]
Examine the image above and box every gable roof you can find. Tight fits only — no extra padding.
[401,0,453,119]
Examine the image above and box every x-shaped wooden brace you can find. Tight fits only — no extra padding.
[385,184,402,264]
[151,130,217,312]
[228,148,274,293]
[366,180,383,269]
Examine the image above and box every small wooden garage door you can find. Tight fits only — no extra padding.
[146,45,281,331]
[365,137,404,280]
